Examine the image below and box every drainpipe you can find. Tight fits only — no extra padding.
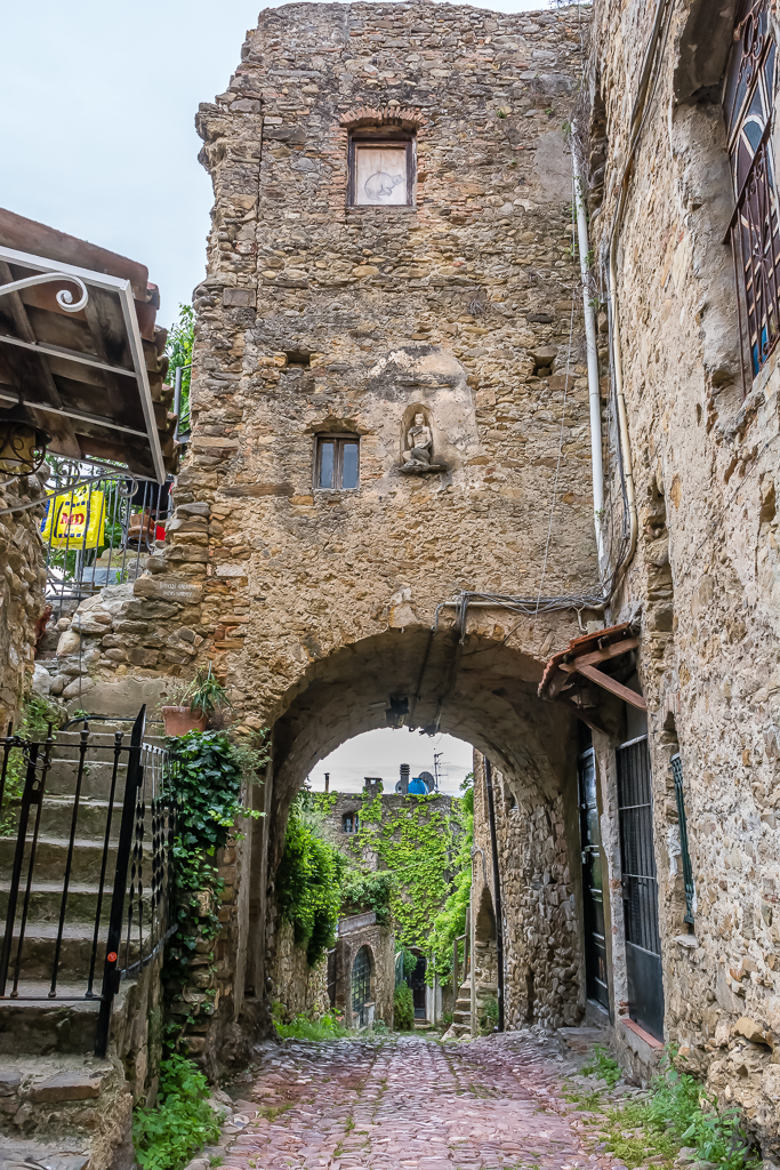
[572,130,606,570]
[484,758,505,1032]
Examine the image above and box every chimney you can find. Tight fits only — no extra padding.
[399,763,410,795]
[324,772,330,793]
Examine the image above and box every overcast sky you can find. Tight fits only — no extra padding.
[3,0,568,326]
[309,728,474,794]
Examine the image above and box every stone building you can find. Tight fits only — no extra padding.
[7,0,780,1161]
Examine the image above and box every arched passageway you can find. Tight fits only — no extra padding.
[245,622,588,1032]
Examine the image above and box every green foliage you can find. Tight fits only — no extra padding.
[341,868,395,925]
[133,1055,221,1170]
[341,788,468,956]
[184,664,230,719]
[276,796,345,967]
[477,994,499,1035]
[399,947,418,981]
[580,1045,621,1089]
[393,983,414,1031]
[166,304,194,421]
[427,784,474,985]
[577,1047,759,1170]
[162,730,266,1037]
[1,694,64,833]
[272,1004,350,1041]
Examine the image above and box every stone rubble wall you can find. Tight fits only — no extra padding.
[267,918,330,1021]
[471,752,583,1032]
[588,0,780,1153]
[0,477,47,727]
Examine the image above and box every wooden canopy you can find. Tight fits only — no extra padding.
[0,210,178,482]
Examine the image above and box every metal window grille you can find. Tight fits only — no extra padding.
[671,753,695,926]
[724,0,780,388]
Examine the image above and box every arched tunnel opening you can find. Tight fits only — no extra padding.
[240,623,590,1036]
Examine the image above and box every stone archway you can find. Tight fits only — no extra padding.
[242,620,588,1033]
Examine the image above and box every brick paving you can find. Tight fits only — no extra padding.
[213,1032,626,1170]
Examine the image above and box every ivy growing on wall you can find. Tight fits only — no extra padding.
[311,789,469,958]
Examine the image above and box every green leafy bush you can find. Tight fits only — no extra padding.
[133,1054,221,1170]
[276,797,345,967]
[341,868,395,924]
[1,694,64,833]
[597,1050,760,1170]
[478,993,499,1035]
[581,1044,621,1088]
[393,983,414,1031]
[272,1006,350,1041]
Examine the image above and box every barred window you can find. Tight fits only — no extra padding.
[724,0,779,384]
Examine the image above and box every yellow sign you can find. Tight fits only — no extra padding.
[41,487,106,550]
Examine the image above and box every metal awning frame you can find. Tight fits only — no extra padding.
[0,244,166,483]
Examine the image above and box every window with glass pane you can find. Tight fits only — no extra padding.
[315,436,360,490]
[349,136,414,207]
[723,0,780,383]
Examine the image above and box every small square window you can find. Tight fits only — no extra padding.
[348,137,415,207]
[315,435,360,490]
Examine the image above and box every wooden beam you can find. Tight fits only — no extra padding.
[559,636,640,673]
[575,663,647,710]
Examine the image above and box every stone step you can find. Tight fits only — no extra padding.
[453,1009,470,1024]
[0,1135,90,1170]
[44,759,127,799]
[1,921,137,982]
[0,1053,115,1138]
[454,997,471,1011]
[0,836,118,885]
[0,881,106,924]
[35,797,118,839]
[0,986,101,1056]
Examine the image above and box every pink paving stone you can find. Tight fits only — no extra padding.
[215,1033,628,1170]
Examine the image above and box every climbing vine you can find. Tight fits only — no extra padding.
[162,730,266,1041]
[326,789,469,954]
[427,781,474,985]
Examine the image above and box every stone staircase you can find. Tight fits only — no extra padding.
[443,980,500,1041]
[0,724,159,1170]
[444,979,473,1040]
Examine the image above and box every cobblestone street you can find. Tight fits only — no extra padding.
[209,1032,625,1170]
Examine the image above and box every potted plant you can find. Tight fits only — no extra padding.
[161,665,230,736]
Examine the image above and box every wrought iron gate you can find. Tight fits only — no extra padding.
[409,951,427,1019]
[616,736,664,1039]
[0,707,175,1056]
[578,745,609,1012]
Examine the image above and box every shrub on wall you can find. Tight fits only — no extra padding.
[393,983,414,1031]
[276,797,345,967]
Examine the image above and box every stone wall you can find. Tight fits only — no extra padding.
[332,917,395,1030]
[267,918,330,1021]
[585,0,780,1152]
[319,788,458,872]
[0,476,47,726]
[471,752,583,1033]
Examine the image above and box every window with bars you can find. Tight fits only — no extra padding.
[671,753,695,927]
[723,0,780,384]
[315,435,359,490]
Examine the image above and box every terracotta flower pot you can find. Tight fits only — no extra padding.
[161,705,208,737]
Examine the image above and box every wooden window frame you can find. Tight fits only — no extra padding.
[347,131,416,208]
[314,434,360,491]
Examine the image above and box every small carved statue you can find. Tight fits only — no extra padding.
[400,410,446,475]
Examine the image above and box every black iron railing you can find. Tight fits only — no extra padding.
[37,456,173,618]
[671,753,695,927]
[0,706,175,1056]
